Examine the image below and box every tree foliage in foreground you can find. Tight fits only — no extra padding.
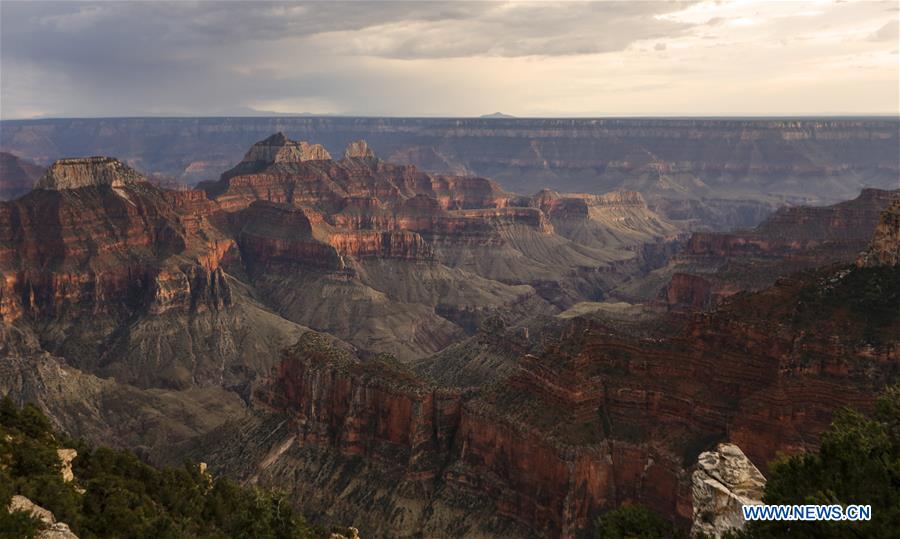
[593,386,899,539]
[594,504,686,539]
[0,397,324,538]
[739,385,899,539]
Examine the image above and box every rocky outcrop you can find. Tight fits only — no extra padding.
[858,198,900,267]
[35,157,143,190]
[241,132,331,165]
[344,140,376,160]
[0,154,313,390]
[328,230,433,260]
[533,189,679,256]
[7,495,79,539]
[0,171,225,322]
[0,151,43,200]
[57,448,77,483]
[263,333,461,472]
[691,444,765,538]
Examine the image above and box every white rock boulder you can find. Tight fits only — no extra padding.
[691,443,766,538]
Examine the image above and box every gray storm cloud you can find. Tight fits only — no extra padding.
[1,1,897,118]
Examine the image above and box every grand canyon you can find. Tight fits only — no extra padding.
[2,1,899,537]
[0,123,897,537]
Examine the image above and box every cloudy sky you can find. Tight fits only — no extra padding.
[1,0,897,118]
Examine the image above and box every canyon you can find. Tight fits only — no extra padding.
[0,132,678,391]
[622,187,900,310]
[197,247,896,537]
[3,117,898,230]
[0,131,896,538]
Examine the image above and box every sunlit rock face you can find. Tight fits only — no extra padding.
[0,154,301,390]
[35,157,143,190]
[343,139,376,160]
[691,443,765,539]
[7,495,79,539]
[241,132,332,165]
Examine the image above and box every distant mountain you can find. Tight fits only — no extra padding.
[479,112,516,118]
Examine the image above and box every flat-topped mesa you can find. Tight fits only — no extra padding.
[592,190,647,206]
[532,189,648,216]
[241,132,332,164]
[344,139,376,160]
[35,157,143,190]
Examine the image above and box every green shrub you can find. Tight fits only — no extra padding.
[0,397,324,538]
[595,504,680,539]
[740,386,900,538]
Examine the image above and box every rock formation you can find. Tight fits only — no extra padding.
[0,154,306,389]
[691,444,765,538]
[35,157,143,190]
[0,133,679,394]
[57,448,77,483]
[858,198,900,267]
[194,133,678,357]
[661,273,712,311]
[3,117,898,230]
[240,132,331,164]
[7,495,79,539]
[344,140,376,159]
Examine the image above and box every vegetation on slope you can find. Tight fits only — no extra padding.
[0,397,324,538]
[595,504,686,539]
[593,386,899,539]
[740,385,899,538]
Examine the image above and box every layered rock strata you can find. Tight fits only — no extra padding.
[224,259,896,537]
[651,188,899,309]
[4,117,898,231]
